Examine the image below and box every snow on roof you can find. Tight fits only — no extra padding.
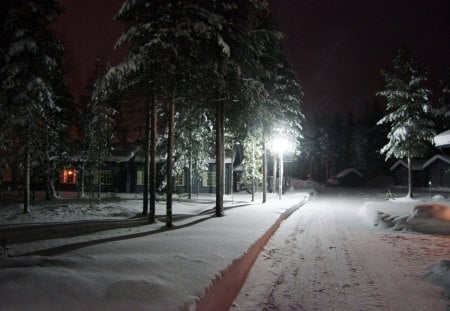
[106,143,141,162]
[390,159,427,171]
[336,168,364,178]
[434,130,450,148]
[423,154,450,168]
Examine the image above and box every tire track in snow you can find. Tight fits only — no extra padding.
[232,194,448,311]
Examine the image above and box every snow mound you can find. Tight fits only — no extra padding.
[410,204,450,221]
[361,197,450,235]
[424,260,450,300]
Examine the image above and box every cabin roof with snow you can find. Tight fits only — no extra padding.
[422,154,450,168]
[336,168,364,178]
[107,144,141,162]
[70,143,141,163]
[390,159,427,171]
[434,130,450,148]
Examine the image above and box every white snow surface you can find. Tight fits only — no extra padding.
[0,192,308,310]
[233,190,450,310]
[1,189,449,310]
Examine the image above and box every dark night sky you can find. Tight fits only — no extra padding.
[54,0,450,118]
[272,0,450,118]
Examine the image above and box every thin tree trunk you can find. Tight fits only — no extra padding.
[188,151,192,199]
[143,97,151,216]
[46,171,51,200]
[80,162,85,198]
[97,162,101,205]
[149,95,157,223]
[262,140,267,203]
[407,156,413,198]
[166,98,175,228]
[251,141,255,202]
[272,153,277,193]
[23,143,30,213]
[215,101,224,216]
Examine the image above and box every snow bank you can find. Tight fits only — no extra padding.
[359,194,450,235]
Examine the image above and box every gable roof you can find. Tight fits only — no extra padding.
[336,168,364,178]
[70,143,141,163]
[107,144,141,163]
[422,154,450,168]
[390,159,427,171]
[390,155,450,171]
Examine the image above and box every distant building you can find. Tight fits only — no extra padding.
[390,155,450,188]
[335,168,364,187]
[59,143,233,195]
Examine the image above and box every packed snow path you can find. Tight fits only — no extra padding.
[232,193,450,310]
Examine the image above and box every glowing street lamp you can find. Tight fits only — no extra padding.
[271,135,291,200]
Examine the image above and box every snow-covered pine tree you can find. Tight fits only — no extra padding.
[377,45,435,198]
[0,0,66,212]
[173,103,212,199]
[435,71,450,131]
[204,0,294,214]
[86,57,116,206]
[112,0,224,226]
[241,135,263,201]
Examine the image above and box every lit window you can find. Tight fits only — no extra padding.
[137,170,144,186]
[1,168,13,182]
[176,172,185,186]
[202,171,216,187]
[61,169,78,184]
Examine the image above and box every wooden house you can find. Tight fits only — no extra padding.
[336,168,364,187]
[390,155,450,188]
[59,143,233,195]
[390,159,427,187]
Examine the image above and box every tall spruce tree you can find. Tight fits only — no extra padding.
[110,0,224,226]
[435,71,450,131]
[377,46,435,198]
[0,0,66,212]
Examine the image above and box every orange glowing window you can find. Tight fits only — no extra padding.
[1,168,13,182]
[62,169,77,184]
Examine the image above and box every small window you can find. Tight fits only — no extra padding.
[61,168,78,184]
[98,169,113,185]
[137,170,144,186]
[202,171,216,187]
[1,168,13,182]
[176,172,185,186]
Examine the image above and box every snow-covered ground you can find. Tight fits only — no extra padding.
[0,191,309,310]
[0,188,449,310]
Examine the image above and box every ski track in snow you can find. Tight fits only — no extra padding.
[232,195,450,311]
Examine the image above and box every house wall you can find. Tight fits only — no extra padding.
[393,167,425,187]
[338,174,363,187]
[427,160,450,187]
[57,160,233,195]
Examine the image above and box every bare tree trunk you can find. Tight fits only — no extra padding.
[272,153,277,193]
[188,152,192,200]
[80,162,85,198]
[407,156,413,198]
[251,141,255,202]
[262,140,267,203]
[97,161,101,205]
[215,101,224,216]
[143,97,151,216]
[23,143,30,213]
[149,95,157,223]
[166,98,175,228]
